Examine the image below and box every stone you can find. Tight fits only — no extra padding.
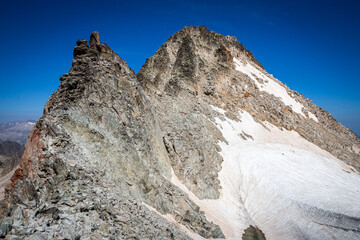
[0,217,13,238]
[89,31,101,51]
[23,233,48,240]
[242,225,266,240]
[60,226,78,240]
[4,235,22,240]
[73,40,89,59]
[109,226,116,235]
[80,233,102,240]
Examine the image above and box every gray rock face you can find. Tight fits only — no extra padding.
[0,26,359,240]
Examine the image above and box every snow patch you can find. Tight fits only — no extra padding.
[170,167,245,239]
[233,57,309,118]
[211,105,226,115]
[308,111,319,122]
[171,107,360,239]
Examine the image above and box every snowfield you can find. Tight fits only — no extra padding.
[170,107,360,239]
[233,57,319,122]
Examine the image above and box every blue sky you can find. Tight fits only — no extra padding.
[0,0,359,136]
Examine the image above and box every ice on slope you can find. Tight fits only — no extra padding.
[233,57,319,122]
[170,107,360,239]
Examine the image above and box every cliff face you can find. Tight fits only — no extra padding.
[1,27,360,240]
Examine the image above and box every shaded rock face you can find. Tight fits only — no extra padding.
[0,141,24,157]
[0,141,24,177]
[0,26,360,239]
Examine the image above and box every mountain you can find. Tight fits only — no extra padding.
[0,141,24,157]
[0,141,24,195]
[0,27,359,239]
[0,121,36,145]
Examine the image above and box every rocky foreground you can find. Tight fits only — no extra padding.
[0,26,359,239]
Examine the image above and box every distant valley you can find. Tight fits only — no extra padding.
[0,120,36,145]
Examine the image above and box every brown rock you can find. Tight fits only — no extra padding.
[73,40,89,58]
[89,31,101,51]
[283,106,291,114]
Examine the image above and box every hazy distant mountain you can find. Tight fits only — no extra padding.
[0,120,35,145]
[0,140,24,157]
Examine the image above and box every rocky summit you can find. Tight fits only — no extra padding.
[0,27,359,240]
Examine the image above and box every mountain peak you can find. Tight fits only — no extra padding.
[73,31,112,59]
[169,25,264,69]
[1,27,359,239]
[89,31,101,50]
[138,25,265,97]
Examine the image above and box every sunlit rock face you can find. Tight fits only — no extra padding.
[1,26,359,240]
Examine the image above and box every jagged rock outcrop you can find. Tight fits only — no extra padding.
[1,26,359,240]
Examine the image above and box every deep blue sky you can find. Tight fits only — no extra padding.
[0,0,359,136]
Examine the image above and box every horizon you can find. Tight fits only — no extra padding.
[0,0,359,136]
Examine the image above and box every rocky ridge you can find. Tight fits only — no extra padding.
[1,30,223,239]
[0,26,359,239]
